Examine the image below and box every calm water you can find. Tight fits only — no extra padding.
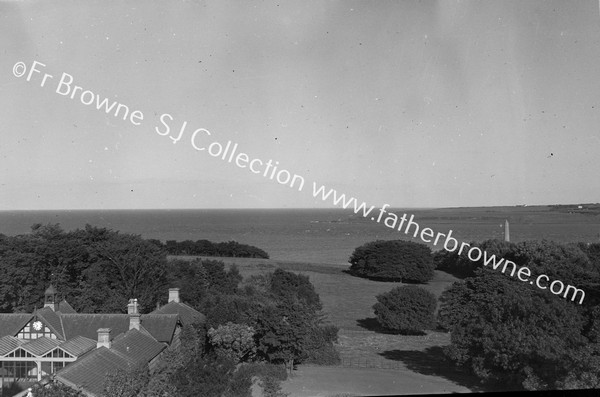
[0,207,599,264]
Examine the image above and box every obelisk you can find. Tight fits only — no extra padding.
[504,220,510,242]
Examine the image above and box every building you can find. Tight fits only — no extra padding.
[0,286,204,396]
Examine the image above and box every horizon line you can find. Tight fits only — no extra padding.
[0,203,598,212]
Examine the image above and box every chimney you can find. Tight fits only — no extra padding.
[504,220,510,242]
[128,299,141,331]
[97,328,111,349]
[168,288,180,303]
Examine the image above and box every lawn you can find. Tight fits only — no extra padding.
[176,256,482,394]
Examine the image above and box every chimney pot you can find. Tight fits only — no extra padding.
[127,298,139,315]
[97,328,111,349]
[168,288,180,303]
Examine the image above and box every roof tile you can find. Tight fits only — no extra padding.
[0,314,33,338]
[35,307,65,340]
[151,301,205,326]
[21,336,61,356]
[0,336,24,356]
[55,347,135,397]
[59,336,96,357]
[111,329,166,364]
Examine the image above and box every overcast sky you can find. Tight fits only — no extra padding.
[1,0,600,210]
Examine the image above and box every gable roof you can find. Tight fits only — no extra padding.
[35,307,65,339]
[0,336,24,356]
[59,336,97,357]
[111,329,166,364]
[0,313,33,338]
[55,347,135,397]
[21,336,61,356]
[137,314,178,344]
[151,301,205,326]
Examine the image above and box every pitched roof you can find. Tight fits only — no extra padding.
[22,336,61,356]
[55,347,135,397]
[35,307,65,340]
[59,336,97,357]
[0,336,24,356]
[0,313,33,337]
[138,314,178,344]
[60,313,178,344]
[57,300,77,314]
[61,314,131,341]
[151,301,205,326]
[111,329,166,364]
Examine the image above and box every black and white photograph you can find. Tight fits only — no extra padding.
[1,1,600,396]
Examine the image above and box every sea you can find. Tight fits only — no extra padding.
[0,207,599,265]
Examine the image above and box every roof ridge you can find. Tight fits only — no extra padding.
[59,312,66,341]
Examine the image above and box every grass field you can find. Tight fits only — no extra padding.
[183,256,483,394]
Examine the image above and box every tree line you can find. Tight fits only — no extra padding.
[346,238,600,391]
[149,239,270,258]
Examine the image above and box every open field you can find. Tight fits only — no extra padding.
[181,256,485,395]
[280,365,473,396]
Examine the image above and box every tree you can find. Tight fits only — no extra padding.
[438,269,596,390]
[101,364,149,397]
[0,224,170,314]
[208,322,257,363]
[166,259,209,308]
[254,302,312,373]
[349,240,434,283]
[373,286,436,334]
[170,354,250,397]
[270,268,322,311]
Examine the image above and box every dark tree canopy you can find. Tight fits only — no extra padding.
[0,224,169,313]
[373,285,437,334]
[435,239,600,306]
[349,240,435,283]
[270,268,322,312]
[163,239,269,258]
[438,270,600,390]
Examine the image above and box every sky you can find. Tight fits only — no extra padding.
[1,0,600,210]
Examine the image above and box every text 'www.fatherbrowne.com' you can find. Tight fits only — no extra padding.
[12,59,585,304]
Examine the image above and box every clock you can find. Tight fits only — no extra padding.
[32,321,43,331]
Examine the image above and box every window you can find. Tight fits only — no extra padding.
[17,321,56,339]
[7,348,34,358]
[42,348,74,359]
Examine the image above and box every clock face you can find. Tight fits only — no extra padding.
[33,321,43,331]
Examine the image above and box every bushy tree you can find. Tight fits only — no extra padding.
[102,364,149,397]
[438,270,598,390]
[208,322,257,362]
[434,239,517,278]
[170,354,244,397]
[373,286,436,334]
[270,268,322,311]
[349,240,434,283]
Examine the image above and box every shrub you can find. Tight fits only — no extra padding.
[349,240,434,283]
[373,285,437,334]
